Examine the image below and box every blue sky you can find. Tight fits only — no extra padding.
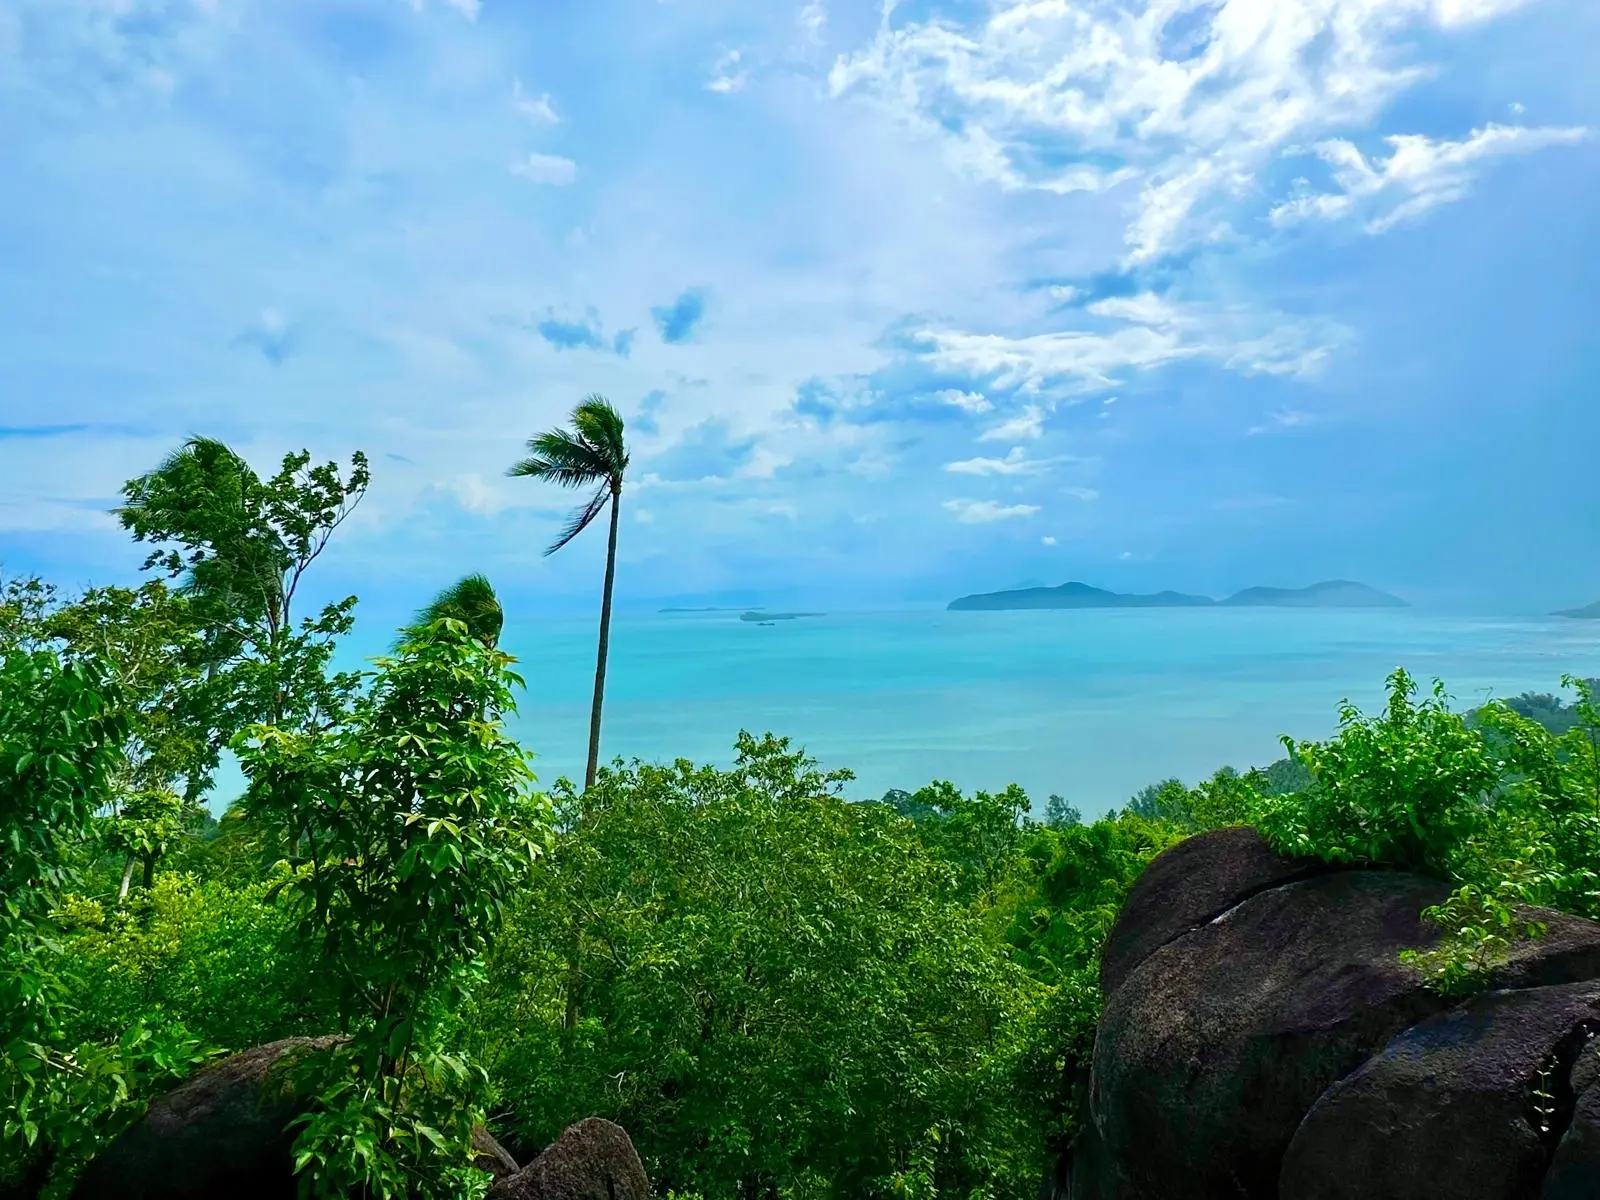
[2,0,1598,621]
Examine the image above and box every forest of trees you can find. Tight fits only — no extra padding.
[4,424,1600,1199]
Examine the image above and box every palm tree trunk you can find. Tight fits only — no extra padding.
[583,489,621,790]
[564,488,621,1034]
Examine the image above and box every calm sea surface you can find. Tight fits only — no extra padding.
[493,608,1600,818]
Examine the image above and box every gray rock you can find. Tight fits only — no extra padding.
[487,1118,651,1200]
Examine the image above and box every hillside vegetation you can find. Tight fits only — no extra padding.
[4,436,1599,1200]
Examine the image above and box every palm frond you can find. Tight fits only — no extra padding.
[571,395,630,476]
[545,486,610,557]
[400,572,504,647]
[508,395,631,558]
[506,429,610,486]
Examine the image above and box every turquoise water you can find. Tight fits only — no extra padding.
[498,608,1600,817]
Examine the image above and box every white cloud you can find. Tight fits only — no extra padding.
[799,2,827,45]
[441,0,481,19]
[1048,285,1081,303]
[1086,293,1181,327]
[708,48,748,94]
[945,446,1047,475]
[510,152,578,185]
[1271,123,1590,234]
[943,498,1041,523]
[919,296,1341,393]
[936,389,992,413]
[1041,535,1058,546]
[829,0,1573,264]
[978,404,1045,441]
[1063,487,1100,502]
[512,80,559,124]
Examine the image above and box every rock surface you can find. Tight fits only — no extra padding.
[1097,825,1332,999]
[1280,981,1600,1200]
[487,1117,652,1200]
[1089,869,1455,1199]
[1070,828,1600,1200]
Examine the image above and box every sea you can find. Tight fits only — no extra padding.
[200,607,1599,818]
[494,607,1600,819]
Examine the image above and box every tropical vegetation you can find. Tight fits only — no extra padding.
[2,433,1599,1199]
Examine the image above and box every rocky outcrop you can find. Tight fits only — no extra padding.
[1070,827,1600,1200]
[68,1036,521,1199]
[487,1117,651,1200]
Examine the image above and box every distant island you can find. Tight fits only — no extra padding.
[740,611,824,623]
[1217,581,1409,608]
[1554,599,1600,619]
[947,579,1408,612]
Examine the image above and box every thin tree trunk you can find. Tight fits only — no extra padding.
[142,849,158,891]
[566,487,621,1032]
[118,854,136,903]
[584,488,621,790]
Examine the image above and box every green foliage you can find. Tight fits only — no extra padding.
[477,735,1042,1200]
[40,582,212,799]
[117,438,369,740]
[0,645,146,1192]
[1249,670,1600,993]
[1256,669,1501,872]
[236,617,549,1199]
[1042,795,1081,829]
[889,780,1031,901]
[404,575,505,649]
[53,874,328,1052]
[995,815,1185,1153]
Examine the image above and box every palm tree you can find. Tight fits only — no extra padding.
[400,573,504,648]
[507,396,630,791]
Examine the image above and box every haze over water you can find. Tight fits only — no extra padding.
[501,608,1600,817]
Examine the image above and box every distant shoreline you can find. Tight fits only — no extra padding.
[948,580,1409,613]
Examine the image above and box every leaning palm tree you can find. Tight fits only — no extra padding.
[507,396,630,790]
[399,573,504,649]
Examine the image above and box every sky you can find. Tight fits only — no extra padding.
[2,0,1598,623]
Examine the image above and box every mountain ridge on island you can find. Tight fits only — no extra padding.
[947,579,1408,612]
[1554,599,1600,619]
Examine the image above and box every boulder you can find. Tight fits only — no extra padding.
[1090,868,1456,1200]
[69,1036,519,1199]
[488,1118,651,1200]
[68,1036,343,1200]
[1098,825,1332,1000]
[1076,827,1600,1200]
[1279,981,1600,1200]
